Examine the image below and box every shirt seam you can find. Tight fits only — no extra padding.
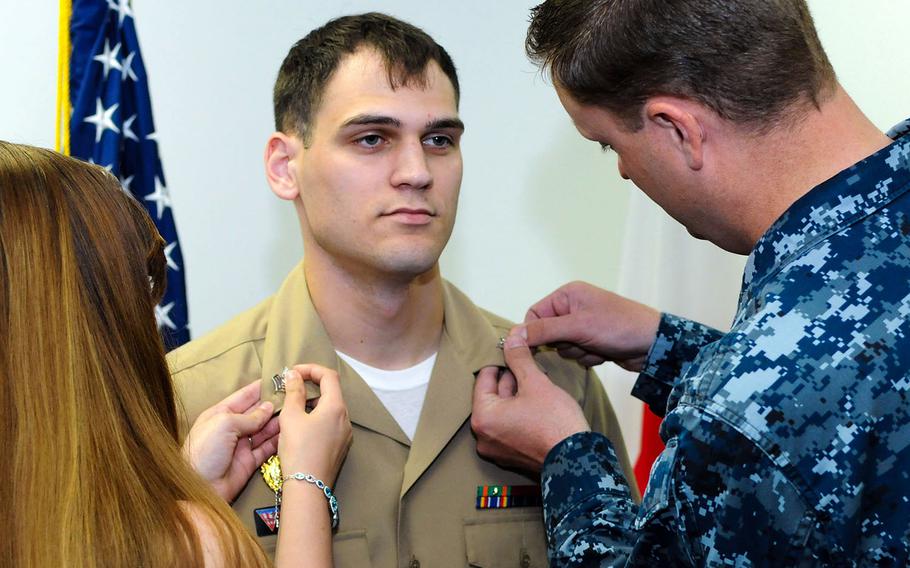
[169,337,265,374]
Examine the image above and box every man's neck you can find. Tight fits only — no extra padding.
[304,258,444,370]
[724,85,893,252]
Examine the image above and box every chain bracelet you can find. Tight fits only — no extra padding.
[275,472,339,530]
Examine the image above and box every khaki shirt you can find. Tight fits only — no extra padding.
[169,263,638,567]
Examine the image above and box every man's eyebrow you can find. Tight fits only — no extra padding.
[427,118,465,132]
[341,114,402,129]
[339,114,464,132]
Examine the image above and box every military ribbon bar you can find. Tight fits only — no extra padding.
[475,485,542,509]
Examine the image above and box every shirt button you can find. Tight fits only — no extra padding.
[520,551,531,568]
[409,558,420,568]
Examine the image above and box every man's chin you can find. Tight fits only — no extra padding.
[371,251,442,282]
[391,258,440,278]
[685,226,707,240]
[377,238,448,273]
[684,226,744,254]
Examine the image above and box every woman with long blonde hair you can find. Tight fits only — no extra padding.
[0,141,350,566]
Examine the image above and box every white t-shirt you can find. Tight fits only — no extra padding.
[336,351,436,441]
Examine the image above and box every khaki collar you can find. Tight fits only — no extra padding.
[258,262,505,463]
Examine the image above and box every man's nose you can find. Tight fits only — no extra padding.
[390,141,433,190]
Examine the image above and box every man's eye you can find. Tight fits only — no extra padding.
[356,134,384,148]
[423,135,453,148]
[599,142,613,153]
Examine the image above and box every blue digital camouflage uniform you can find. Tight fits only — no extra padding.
[542,119,910,567]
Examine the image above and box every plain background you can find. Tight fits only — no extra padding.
[3,0,908,460]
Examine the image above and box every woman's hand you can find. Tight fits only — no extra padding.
[275,366,350,568]
[278,365,352,486]
[182,381,280,503]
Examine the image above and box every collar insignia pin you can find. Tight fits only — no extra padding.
[272,366,290,393]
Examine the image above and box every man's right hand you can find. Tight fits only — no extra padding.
[520,281,661,372]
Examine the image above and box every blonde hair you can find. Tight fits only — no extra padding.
[0,141,269,567]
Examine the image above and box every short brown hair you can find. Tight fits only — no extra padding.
[527,0,836,131]
[274,12,460,141]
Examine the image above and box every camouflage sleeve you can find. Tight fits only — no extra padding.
[632,313,724,417]
[580,367,640,501]
[542,432,637,566]
[542,410,815,566]
[665,407,814,566]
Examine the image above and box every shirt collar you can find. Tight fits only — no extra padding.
[741,119,910,301]
[257,262,505,406]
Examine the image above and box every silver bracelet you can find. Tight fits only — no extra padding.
[275,472,339,530]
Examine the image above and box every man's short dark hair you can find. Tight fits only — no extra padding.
[274,12,460,141]
[526,0,837,132]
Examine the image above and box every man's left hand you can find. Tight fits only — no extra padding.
[471,331,591,472]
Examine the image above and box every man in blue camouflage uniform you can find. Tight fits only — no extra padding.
[470,0,910,565]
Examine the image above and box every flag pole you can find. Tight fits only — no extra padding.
[55,0,72,155]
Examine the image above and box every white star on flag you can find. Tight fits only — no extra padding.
[92,39,122,79]
[87,157,114,172]
[84,98,120,143]
[121,51,138,82]
[123,114,139,142]
[119,174,135,194]
[107,0,133,26]
[144,176,172,219]
[155,302,178,330]
[163,242,180,271]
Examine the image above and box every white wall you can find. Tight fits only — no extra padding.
[2,2,909,456]
[1,1,631,335]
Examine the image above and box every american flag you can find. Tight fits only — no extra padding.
[68,0,190,348]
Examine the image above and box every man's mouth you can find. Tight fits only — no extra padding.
[383,207,435,224]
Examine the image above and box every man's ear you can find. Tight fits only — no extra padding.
[264,132,302,200]
[643,98,705,171]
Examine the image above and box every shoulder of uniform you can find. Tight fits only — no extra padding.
[477,306,591,391]
[167,296,273,376]
[477,306,516,336]
[535,347,590,388]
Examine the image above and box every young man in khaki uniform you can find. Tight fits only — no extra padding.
[169,13,637,567]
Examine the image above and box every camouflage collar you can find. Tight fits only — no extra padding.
[741,119,910,301]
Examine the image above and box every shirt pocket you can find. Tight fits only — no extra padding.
[332,529,372,567]
[634,437,678,531]
[464,511,547,567]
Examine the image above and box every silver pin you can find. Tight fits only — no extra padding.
[272,366,290,392]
